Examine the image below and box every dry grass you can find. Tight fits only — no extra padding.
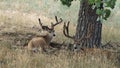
[102,25,120,43]
[0,11,119,67]
[0,0,120,68]
[0,41,119,68]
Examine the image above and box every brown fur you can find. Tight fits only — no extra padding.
[78,48,115,59]
[27,31,54,53]
[28,16,62,53]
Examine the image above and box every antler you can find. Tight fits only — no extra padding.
[38,18,51,30]
[51,16,63,29]
[63,21,94,49]
[63,21,74,39]
[38,18,42,27]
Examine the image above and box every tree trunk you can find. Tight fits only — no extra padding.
[75,0,102,49]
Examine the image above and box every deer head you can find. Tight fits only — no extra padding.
[63,21,77,50]
[63,21,92,51]
[38,16,63,38]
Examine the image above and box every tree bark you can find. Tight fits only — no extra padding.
[75,0,102,48]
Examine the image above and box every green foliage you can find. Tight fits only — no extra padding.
[96,9,103,15]
[88,0,95,4]
[103,9,111,20]
[87,0,116,20]
[88,0,116,20]
[60,0,73,7]
[104,0,116,9]
[60,0,117,21]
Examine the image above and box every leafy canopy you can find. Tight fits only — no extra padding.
[60,0,117,20]
[60,0,73,7]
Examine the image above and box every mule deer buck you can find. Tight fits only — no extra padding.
[63,21,95,51]
[28,16,63,53]
[63,22,116,59]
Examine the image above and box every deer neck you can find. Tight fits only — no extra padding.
[43,34,53,44]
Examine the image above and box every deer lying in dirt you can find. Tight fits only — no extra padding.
[27,16,63,53]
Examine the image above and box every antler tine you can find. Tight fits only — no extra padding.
[38,18,43,28]
[51,16,63,29]
[63,21,74,39]
[38,18,50,31]
[54,16,63,25]
[66,21,70,35]
[55,16,58,23]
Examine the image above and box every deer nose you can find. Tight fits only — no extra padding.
[53,34,56,36]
